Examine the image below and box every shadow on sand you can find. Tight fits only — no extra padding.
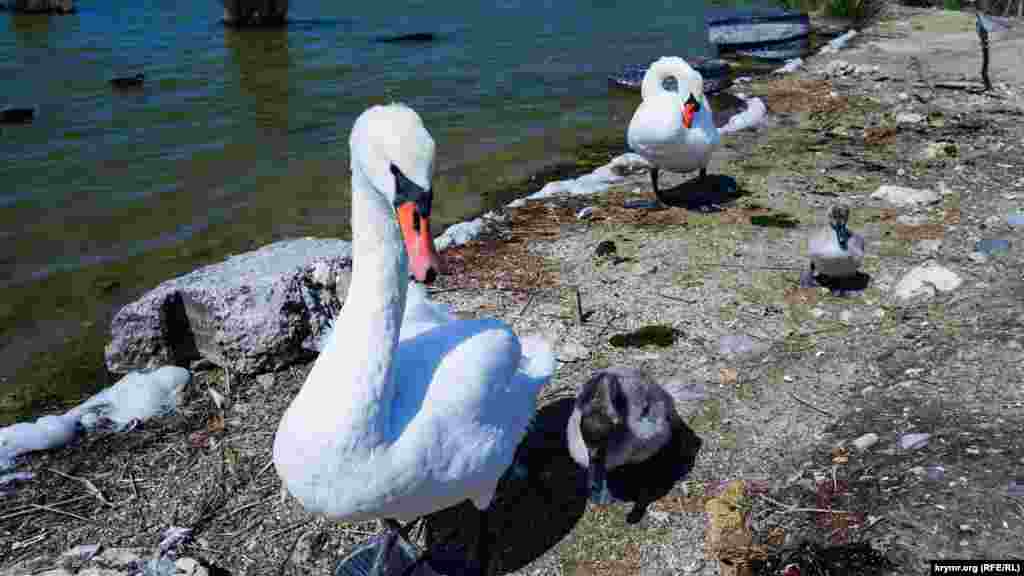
[800,269,873,297]
[654,173,746,212]
[423,398,588,575]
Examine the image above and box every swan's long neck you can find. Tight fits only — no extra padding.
[290,166,409,451]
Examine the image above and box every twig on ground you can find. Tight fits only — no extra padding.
[276,529,306,576]
[254,458,275,481]
[45,468,112,506]
[267,520,313,540]
[574,286,585,325]
[29,504,98,525]
[224,495,275,520]
[759,495,851,515]
[11,530,48,551]
[788,391,836,418]
[518,289,538,318]
[0,495,92,522]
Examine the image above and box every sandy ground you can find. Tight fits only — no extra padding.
[3,5,1024,576]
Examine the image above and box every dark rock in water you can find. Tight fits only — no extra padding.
[221,0,288,27]
[609,325,681,348]
[375,32,437,44]
[110,73,145,89]
[4,0,73,13]
[609,57,732,95]
[0,107,35,124]
[106,238,352,375]
[594,240,617,258]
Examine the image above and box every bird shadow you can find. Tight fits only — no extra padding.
[422,398,588,575]
[655,174,745,212]
[605,417,703,525]
[799,270,872,297]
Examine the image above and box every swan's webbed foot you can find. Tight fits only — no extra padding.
[335,519,423,576]
[623,166,670,210]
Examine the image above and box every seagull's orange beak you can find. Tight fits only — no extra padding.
[683,101,697,129]
[397,202,444,284]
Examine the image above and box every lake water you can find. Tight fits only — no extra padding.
[0,0,771,423]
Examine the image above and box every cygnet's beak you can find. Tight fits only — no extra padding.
[587,450,612,505]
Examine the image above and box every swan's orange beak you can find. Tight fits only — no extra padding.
[397,202,444,284]
[683,101,697,129]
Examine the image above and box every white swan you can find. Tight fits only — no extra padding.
[272,103,555,576]
[806,204,865,281]
[567,366,702,524]
[626,56,721,208]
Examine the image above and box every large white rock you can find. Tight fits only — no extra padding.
[870,185,940,207]
[105,238,351,375]
[892,261,962,301]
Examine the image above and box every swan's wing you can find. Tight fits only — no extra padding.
[387,319,551,513]
[718,96,767,135]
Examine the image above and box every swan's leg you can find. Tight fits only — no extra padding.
[699,167,707,180]
[368,519,403,576]
[650,166,660,196]
[476,511,492,576]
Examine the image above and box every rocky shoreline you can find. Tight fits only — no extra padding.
[3,5,1024,575]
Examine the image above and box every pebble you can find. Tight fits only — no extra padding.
[682,557,706,574]
[861,386,876,396]
[257,373,275,391]
[556,341,591,363]
[898,433,930,450]
[853,432,879,451]
[896,112,924,124]
[576,206,594,220]
[810,307,827,319]
[909,466,926,477]
[839,309,853,323]
[1008,214,1024,226]
[965,446,981,456]
[783,375,794,383]
[594,240,617,258]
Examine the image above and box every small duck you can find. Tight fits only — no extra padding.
[567,366,702,524]
[110,73,145,89]
[803,204,865,289]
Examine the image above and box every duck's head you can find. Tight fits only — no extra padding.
[350,103,445,284]
[828,204,852,250]
[682,69,706,129]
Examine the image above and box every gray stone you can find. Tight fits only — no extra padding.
[870,185,940,208]
[106,238,352,376]
[892,261,962,302]
[852,432,879,451]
